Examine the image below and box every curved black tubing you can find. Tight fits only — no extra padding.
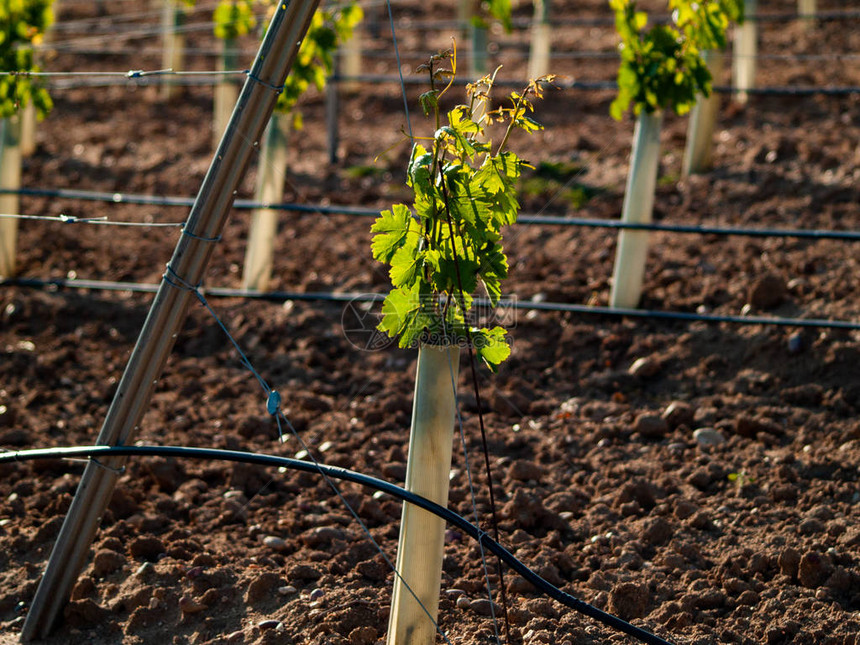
[0,444,674,645]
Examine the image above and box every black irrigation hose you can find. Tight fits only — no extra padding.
[5,186,860,242]
[4,276,860,331]
[0,444,674,645]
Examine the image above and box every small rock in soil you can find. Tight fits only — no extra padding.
[608,581,649,619]
[641,516,673,547]
[735,414,783,437]
[456,596,471,610]
[348,626,377,645]
[245,572,283,603]
[798,550,832,588]
[288,563,322,582]
[693,427,726,447]
[278,585,297,596]
[787,332,804,353]
[633,413,669,439]
[508,459,543,482]
[257,619,283,631]
[301,526,346,547]
[628,356,661,378]
[262,535,287,552]
[663,401,695,429]
[469,598,500,616]
[178,595,208,615]
[92,548,125,577]
[63,599,110,627]
[748,273,787,309]
[129,536,166,561]
[356,558,387,581]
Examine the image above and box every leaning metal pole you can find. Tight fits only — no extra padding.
[20,1,321,639]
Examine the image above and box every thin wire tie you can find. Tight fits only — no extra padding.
[245,71,283,94]
[181,224,222,243]
[89,457,126,475]
[162,263,201,296]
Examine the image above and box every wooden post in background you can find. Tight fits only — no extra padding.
[528,0,551,80]
[732,0,757,104]
[340,24,362,93]
[242,113,290,292]
[387,343,460,645]
[798,0,816,28]
[0,116,22,278]
[160,0,185,100]
[213,37,240,149]
[610,111,662,308]
[468,0,488,79]
[682,50,725,176]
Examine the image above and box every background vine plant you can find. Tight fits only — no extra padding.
[609,0,743,120]
[0,0,54,119]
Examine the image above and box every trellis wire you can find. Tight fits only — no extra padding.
[397,9,860,31]
[328,73,860,97]
[36,41,860,64]
[5,277,859,331]
[4,187,859,242]
[0,444,675,645]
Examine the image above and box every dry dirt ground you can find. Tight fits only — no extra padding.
[1,0,859,643]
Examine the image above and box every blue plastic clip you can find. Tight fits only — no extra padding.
[267,390,282,416]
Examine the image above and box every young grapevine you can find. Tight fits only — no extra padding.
[610,0,743,119]
[0,0,54,118]
[371,50,553,370]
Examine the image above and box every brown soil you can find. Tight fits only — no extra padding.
[1,1,859,644]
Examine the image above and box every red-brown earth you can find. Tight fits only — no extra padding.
[1,0,859,643]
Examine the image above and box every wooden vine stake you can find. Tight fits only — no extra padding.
[682,50,725,176]
[609,0,740,306]
[528,0,551,80]
[20,1,320,637]
[732,0,757,104]
[340,27,363,93]
[160,0,185,100]
[0,116,22,278]
[468,0,488,79]
[242,113,290,292]
[387,343,460,644]
[20,102,37,157]
[798,0,816,29]
[609,110,662,308]
[371,53,535,645]
[213,37,239,150]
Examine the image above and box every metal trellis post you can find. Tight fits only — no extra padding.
[19,0,322,639]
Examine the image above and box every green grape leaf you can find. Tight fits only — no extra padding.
[473,326,510,371]
[371,204,412,263]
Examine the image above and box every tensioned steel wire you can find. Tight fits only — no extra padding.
[3,187,860,242]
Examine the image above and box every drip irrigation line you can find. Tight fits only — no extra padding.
[0,444,675,645]
[4,276,859,331]
[5,187,859,242]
